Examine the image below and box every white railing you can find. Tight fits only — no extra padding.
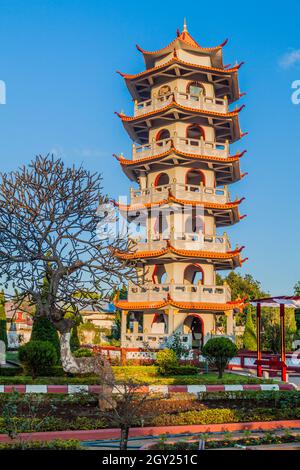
[123,333,169,349]
[128,281,231,303]
[132,136,229,161]
[131,182,229,205]
[134,91,228,117]
[133,232,231,253]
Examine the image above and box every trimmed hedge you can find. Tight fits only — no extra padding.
[152,407,300,426]
[160,365,198,376]
[0,439,83,450]
[30,317,60,362]
[19,341,57,377]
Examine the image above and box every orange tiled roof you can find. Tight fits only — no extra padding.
[117,56,243,81]
[113,244,244,262]
[114,297,244,311]
[114,195,245,212]
[116,102,245,123]
[115,149,246,167]
[136,31,228,56]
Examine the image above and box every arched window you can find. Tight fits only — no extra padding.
[186,124,205,141]
[184,264,204,285]
[156,128,171,146]
[152,265,167,284]
[154,172,170,187]
[186,169,205,188]
[187,81,205,98]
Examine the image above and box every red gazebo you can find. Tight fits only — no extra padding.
[250,296,300,382]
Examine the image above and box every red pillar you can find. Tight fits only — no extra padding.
[257,303,262,377]
[280,303,287,382]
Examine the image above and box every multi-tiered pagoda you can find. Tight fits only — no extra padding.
[114,22,247,351]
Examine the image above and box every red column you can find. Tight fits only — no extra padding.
[280,303,287,382]
[257,303,262,377]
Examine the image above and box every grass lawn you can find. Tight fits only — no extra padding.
[0,366,274,385]
[112,366,274,385]
[5,351,20,364]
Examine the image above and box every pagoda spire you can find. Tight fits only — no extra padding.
[183,18,188,32]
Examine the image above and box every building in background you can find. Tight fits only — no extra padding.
[114,22,246,350]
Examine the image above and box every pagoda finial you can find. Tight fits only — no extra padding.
[183,18,188,32]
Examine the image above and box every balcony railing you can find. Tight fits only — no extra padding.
[132,136,229,161]
[132,232,231,253]
[123,333,170,349]
[131,182,229,205]
[134,91,228,117]
[128,281,231,303]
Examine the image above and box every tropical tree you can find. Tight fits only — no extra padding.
[202,337,237,378]
[0,155,136,373]
[242,308,257,351]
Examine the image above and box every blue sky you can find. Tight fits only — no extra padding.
[0,0,299,295]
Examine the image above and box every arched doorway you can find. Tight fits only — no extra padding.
[151,312,167,334]
[154,172,170,187]
[184,214,204,234]
[152,264,167,284]
[184,264,204,285]
[156,129,171,146]
[186,124,205,142]
[183,315,204,348]
[186,169,205,189]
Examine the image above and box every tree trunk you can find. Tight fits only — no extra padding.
[60,331,80,374]
[120,426,129,451]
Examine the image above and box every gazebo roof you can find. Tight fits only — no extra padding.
[250,296,300,308]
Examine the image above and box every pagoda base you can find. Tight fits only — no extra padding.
[120,307,235,350]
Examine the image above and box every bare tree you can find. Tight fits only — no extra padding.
[98,378,161,451]
[0,155,136,372]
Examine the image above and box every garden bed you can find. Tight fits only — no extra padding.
[0,391,299,434]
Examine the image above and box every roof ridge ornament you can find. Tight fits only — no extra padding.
[183,18,188,33]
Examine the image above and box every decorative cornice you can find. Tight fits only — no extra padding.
[112,244,245,262]
[114,297,245,311]
[115,102,245,123]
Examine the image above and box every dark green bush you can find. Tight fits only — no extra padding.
[0,365,23,376]
[202,337,237,378]
[159,365,198,376]
[30,317,60,362]
[73,348,93,358]
[19,341,57,378]
[70,325,80,352]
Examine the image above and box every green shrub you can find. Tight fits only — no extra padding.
[19,341,57,378]
[156,349,178,375]
[243,309,257,350]
[73,348,93,358]
[0,365,23,376]
[70,325,80,352]
[166,332,190,359]
[202,337,237,378]
[0,439,83,450]
[161,365,198,376]
[30,317,60,362]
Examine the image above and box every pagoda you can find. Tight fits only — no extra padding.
[114,22,247,351]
